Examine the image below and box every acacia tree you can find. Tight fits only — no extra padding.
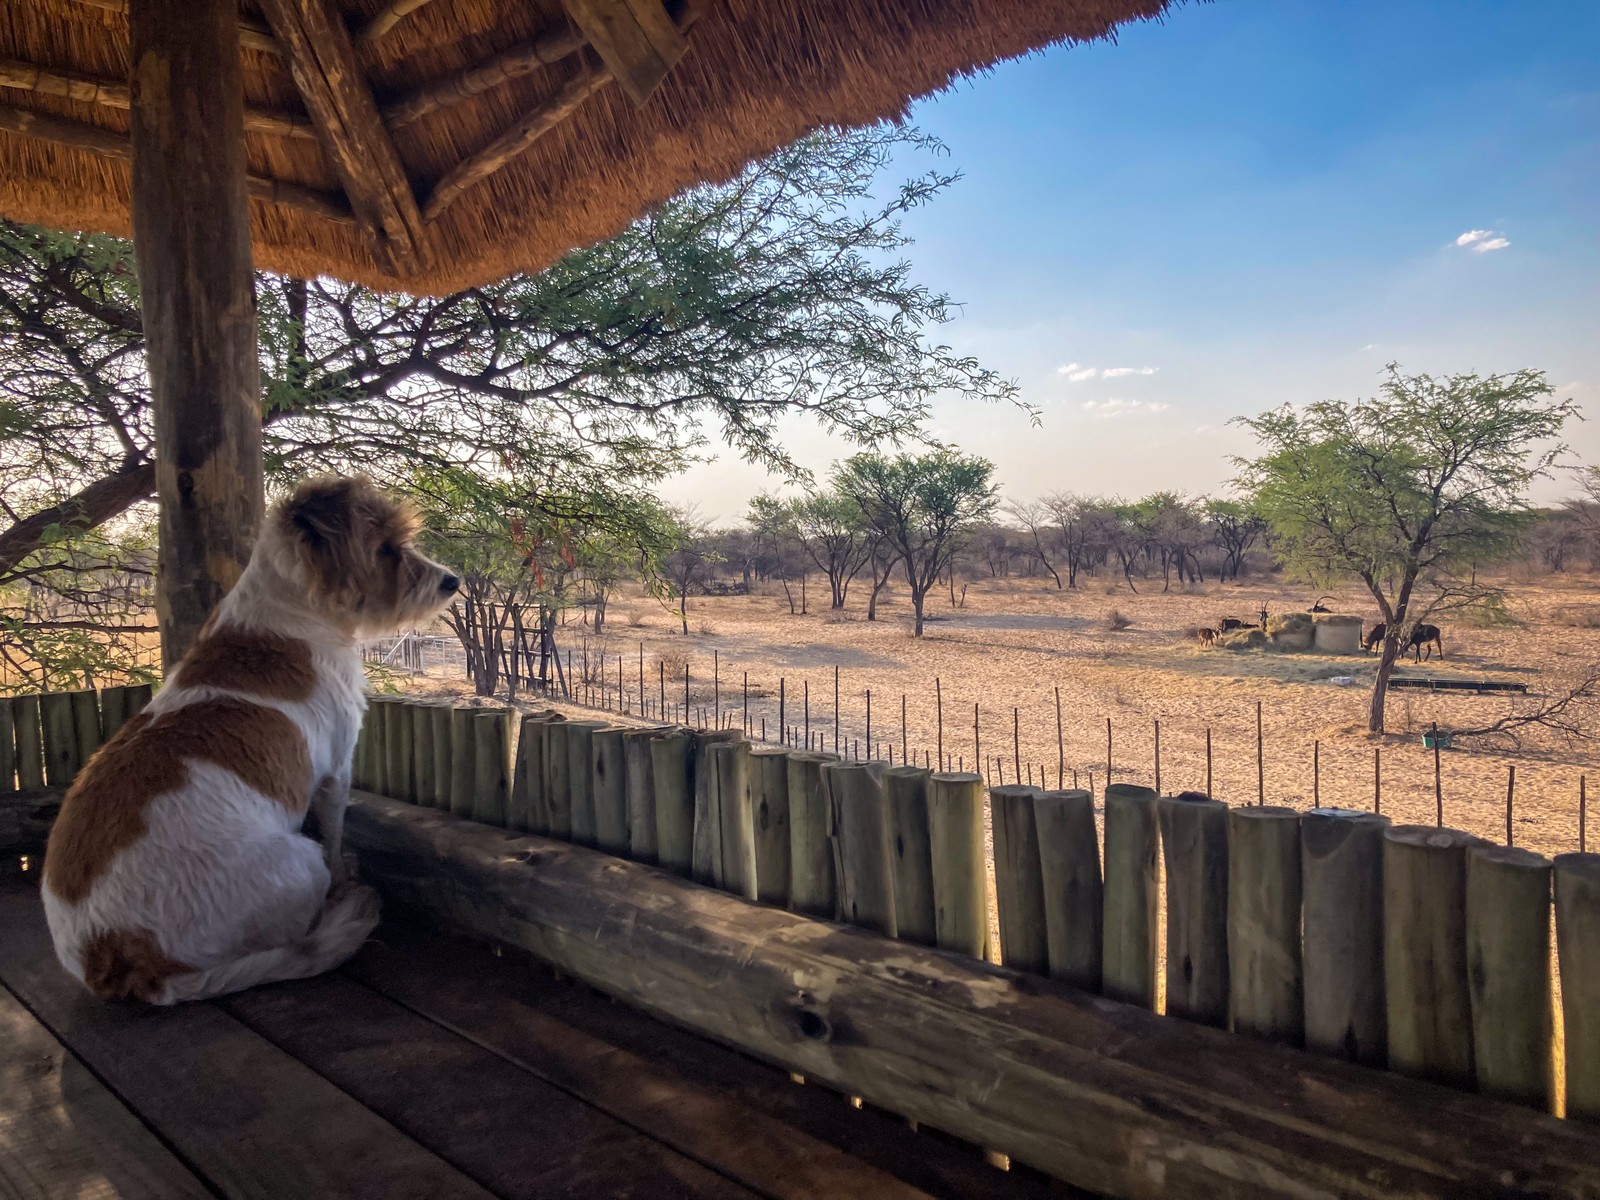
[0,124,1016,686]
[1235,365,1576,732]
[1204,498,1266,581]
[660,508,719,635]
[834,451,996,636]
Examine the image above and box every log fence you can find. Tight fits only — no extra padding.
[3,682,1599,1193]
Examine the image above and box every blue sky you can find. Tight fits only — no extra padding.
[665,0,1600,519]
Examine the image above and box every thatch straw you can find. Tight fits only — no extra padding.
[0,0,1173,292]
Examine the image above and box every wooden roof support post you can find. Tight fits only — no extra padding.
[130,0,262,666]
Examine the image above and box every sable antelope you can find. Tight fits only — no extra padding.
[1309,596,1334,613]
[1196,627,1217,648]
[1363,621,1444,663]
[1219,617,1257,632]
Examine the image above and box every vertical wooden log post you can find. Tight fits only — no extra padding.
[926,772,987,959]
[690,729,743,886]
[591,727,629,855]
[429,705,452,810]
[1159,793,1230,1027]
[368,698,392,795]
[132,0,261,664]
[885,765,936,947]
[650,729,694,876]
[545,721,573,840]
[786,751,837,919]
[13,696,44,791]
[1383,826,1483,1089]
[99,686,131,743]
[1301,808,1389,1065]
[705,740,755,898]
[509,714,547,833]
[825,762,896,936]
[69,689,102,772]
[1465,846,1553,1110]
[350,706,371,793]
[1554,853,1600,1120]
[749,747,792,905]
[1227,806,1303,1043]
[1102,784,1160,1009]
[0,699,15,794]
[391,700,412,801]
[1035,788,1102,991]
[991,784,1049,974]
[447,706,476,819]
[471,710,511,826]
[39,693,79,788]
[566,720,607,848]
[125,684,153,721]
[622,729,659,863]
[411,704,435,810]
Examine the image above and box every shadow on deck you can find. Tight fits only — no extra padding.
[0,879,1062,1200]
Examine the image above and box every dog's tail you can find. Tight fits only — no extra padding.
[159,884,381,1005]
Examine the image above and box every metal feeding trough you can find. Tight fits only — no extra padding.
[1389,676,1529,696]
[1422,731,1452,750]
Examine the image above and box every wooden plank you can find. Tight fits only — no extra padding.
[345,795,1600,1200]
[1227,806,1302,1044]
[1465,845,1553,1109]
[129,0,264,663]
[750,747,792,904]
[257,0,430,276]
[0,983,213,1200]
[346,925,1054,1200]
[221,975,755,1200]
[825,762,893,934]
[885,765,935,947]
[0,885,494,1200]
[925,772,986,958]
[561,0,688,107]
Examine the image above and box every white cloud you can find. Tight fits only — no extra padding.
[1081,398,1171,419]
[1057,364,1158,382]
[1455,228,1509,253]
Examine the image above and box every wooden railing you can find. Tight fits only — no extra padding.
[5,686,1600,1198]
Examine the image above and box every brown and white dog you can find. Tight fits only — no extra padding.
[43,477,458,1004]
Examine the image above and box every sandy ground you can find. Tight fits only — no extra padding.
[401,571,1600,861]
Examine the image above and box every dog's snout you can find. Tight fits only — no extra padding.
[440,573,460,595]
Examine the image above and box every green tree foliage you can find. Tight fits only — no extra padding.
[833,450,997,636]
[0,124,1016,689]
[1234,364,1576,732]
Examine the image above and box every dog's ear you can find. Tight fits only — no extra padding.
[284,478,354,553]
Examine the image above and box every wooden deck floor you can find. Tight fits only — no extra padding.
[0,878,1064,1200]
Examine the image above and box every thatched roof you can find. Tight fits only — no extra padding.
[0,0,1171,294]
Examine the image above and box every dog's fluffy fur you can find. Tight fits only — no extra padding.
[43,477,457,1004]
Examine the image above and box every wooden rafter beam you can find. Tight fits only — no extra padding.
[356,0,441,44]
[258,0,430,277]
[561,0,686,108]
[0,102,353,223]
[0,57,317,140]
[421,61,609,223]
[63,0,283,57]
[382,25,586,130]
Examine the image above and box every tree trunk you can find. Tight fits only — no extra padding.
[912,588,926,637]
[131,0,260,665]
[1368,640,1400,733]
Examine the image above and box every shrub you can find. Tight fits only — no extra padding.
[1552,605,1600,629]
